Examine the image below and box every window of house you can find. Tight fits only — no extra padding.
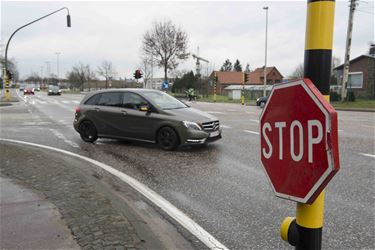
[348,72,363,89]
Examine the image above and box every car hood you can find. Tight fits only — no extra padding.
[163,107,218,123]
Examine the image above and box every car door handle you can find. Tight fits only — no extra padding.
[120,110,127,115]
[94,107,100,112]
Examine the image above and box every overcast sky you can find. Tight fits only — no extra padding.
[1,0,374,80]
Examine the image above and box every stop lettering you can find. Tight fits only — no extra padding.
[259,79,340,204]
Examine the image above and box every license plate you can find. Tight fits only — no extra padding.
[210,130,220,137]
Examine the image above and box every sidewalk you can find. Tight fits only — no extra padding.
[0,142,195,250]
[0,177,80,249]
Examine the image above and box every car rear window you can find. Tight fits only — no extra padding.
[97,92,123,107]
[85,94,100,105]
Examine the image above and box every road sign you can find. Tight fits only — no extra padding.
[260,78,339,204]
[162,80,169,90]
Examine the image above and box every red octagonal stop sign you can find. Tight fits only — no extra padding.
[260,79,340,204]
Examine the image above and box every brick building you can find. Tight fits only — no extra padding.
[210,66,283,94]
[334,52,375,99]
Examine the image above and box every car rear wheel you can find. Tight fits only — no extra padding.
[157,127,179,150]
[79,121,98,143]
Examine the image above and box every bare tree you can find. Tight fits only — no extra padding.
[97,60,116,88]
[86,65,96,91]
[67,63,88,91]
[289,63,304,79]
[139,55,153,88]
[143,20,189,82]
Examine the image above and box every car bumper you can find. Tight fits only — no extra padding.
[182,128,222,145]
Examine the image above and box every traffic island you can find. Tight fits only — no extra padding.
[0,142,194,250]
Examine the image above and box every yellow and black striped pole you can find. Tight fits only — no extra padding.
[280,1,334,249]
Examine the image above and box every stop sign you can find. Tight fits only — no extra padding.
[260,79,339,204]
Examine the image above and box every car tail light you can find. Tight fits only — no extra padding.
[75,107,80,113]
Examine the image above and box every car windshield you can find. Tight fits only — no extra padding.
[142,91,187,110]
[49,86,59,90]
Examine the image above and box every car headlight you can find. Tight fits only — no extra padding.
[182,121,202,130]
[49,90,52,92]
[58,90,61,92]
[256,98,260,102]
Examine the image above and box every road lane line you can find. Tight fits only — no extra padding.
[244,130,260,135]
[49,129,79,148]
[0,138,228,250]
[220,125,231,129]
[359,153,375,159]
[206,111,224,114]
[249,119,259,123]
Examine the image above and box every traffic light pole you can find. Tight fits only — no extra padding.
[3,7,70,101]
[280,0,335,249]
[241,73,245,105]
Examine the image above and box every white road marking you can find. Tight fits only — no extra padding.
[245,111,255,114]
[249,119,259,123]
[35,100,48,104]
[220,125,231,129]
[206,111,224,114]
[61,100,71,104]
[244,130,260,135]
[22,122,51,126]
[359,153,375,159]
[361,125,375,129]
[0,138,228,250]
[49,129,79,148]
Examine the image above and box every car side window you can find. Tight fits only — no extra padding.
[97,92,123,107]
[85,94,101,105]
[123,92,148,110]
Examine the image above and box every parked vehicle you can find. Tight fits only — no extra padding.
[48,85,61,95]
[23,88,34,95]
[256,96,268,107]
[73,89,222,150]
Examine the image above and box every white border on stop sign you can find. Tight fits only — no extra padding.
[259,79,334,204]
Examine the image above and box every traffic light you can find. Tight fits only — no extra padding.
[244,73,249,83]
[6,70,13,80]
[134,69,142,79]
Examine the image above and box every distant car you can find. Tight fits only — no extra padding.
[24,88,35,95]
[73,89,222,150]
[256,96,268,107]
[19,87,24,92]
[48,86,61,95]
[34,87,41,92]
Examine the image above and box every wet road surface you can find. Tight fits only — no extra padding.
[1,90,374,249]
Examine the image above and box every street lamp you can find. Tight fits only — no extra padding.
[56,52,61,86]
[3,7,71,100]
[263,6,269,97]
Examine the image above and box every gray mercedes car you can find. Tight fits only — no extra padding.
[73,89,221,150]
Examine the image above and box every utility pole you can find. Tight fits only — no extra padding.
[56,52,61,86]
[263,6,269,97]
[341,0,357,101]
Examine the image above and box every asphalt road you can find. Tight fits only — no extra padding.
[1,89,374,249]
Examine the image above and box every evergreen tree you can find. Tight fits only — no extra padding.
[220,59,232,71]
[233,59,242,72]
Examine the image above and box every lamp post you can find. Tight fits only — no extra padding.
[55,52,61,86]
[263,6,269,97]
[3,7,71,100]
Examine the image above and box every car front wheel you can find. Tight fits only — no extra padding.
[157,127,179,150]
[79,120,98,143]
